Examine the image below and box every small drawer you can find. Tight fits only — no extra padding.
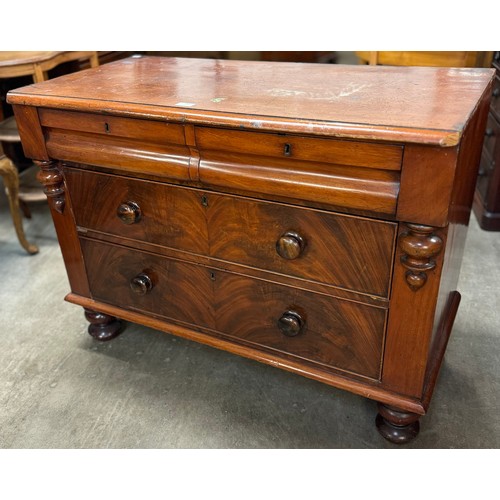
[214,272,386,380]
[483,113,499,158]
[80,239,215,328]
[65,168,209,255]
[39,108,186,145]
[195,127,403,171]
[207,193,397,297]
[40,109,192,181]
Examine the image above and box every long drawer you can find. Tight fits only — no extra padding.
[66,168,397,297]
[80,239,386,380]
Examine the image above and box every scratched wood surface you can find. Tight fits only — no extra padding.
[7,56,494,146]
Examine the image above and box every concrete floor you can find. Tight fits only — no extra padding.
[0,173,499,449]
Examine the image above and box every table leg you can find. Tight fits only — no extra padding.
[0,155,38,254]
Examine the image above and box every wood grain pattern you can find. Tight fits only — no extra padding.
[45,129,191,181]
[7,56,495,146]
[64,168,209,255]
[44,163,91,297]
[396,144,458,227]
[75,228,389,308]
[199,153,399,215]
[9,57,494,441]
[207,192,397,297]
[66,167,396,297]
[195,127,403,171]
[382,224,448,398]
[12,105,49,160]
[80,238,215,328]
[214,272,386,380]
[39,108,186,145]
[65,292,426,415]
[80,238,386,381]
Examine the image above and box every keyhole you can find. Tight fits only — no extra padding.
[201,195,209,207]
[104,122,110,133]
[284,143,292,156]
[209,271,216,281]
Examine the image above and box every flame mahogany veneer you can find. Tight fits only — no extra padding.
[8,57,494,444]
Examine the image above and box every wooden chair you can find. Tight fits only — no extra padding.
[0,52,99,254]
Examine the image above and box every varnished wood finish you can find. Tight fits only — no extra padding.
[356,51,493,68]
[81,239,216,328]
[66,292,426,415]
[207,192,396,297]
[9,57,494,443]
[64,168,209,255]
[81,238,386,380]
[84,308,123,342]
[382,224,448,398]
[213,271,386,380]
[399,224,443,291]
[65,167,396,297]
[7,57,494,146]
[35,160,65,214]
[198,149,400,216]
[12,105,49,160]
[375,403,420,444]
[0,52,98,82]
[195,127,403,171]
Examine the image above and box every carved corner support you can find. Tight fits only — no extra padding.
[399,223,443,291]
[34,160,65,214]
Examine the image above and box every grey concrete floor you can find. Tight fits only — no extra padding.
[0,174,499,449]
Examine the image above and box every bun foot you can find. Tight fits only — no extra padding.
[375,403,420,444]
[84,308,124,341]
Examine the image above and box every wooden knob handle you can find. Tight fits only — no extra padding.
[130,273,153,295]
[493,88,499,98]
[117,201,141,224]
[276,231,305,260]
[485,128,494,138]
[277,310,304,337]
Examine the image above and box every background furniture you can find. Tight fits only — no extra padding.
[9,57,493,443]
[473,51,500,230]
[0,51,99,254]
[356,51,493,67]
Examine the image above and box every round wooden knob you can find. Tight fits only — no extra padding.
[117,201,141,224]
[276,231,305,260]
[277,310,304,337]
[130,273,153,295]
[493,88,499,98]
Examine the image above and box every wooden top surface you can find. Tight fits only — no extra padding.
[0,51,66,66]
[7,56,495,146]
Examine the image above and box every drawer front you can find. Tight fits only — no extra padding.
[65,168,209,255]
[195,127,403,171]
[39,108,186,144]
[81,239,385,380]
[40,109,192,181]
[214,272,386,380]
[80,239,215,328]
[208,194,397,297]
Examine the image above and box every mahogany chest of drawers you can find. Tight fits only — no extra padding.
[8,57,494,444]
